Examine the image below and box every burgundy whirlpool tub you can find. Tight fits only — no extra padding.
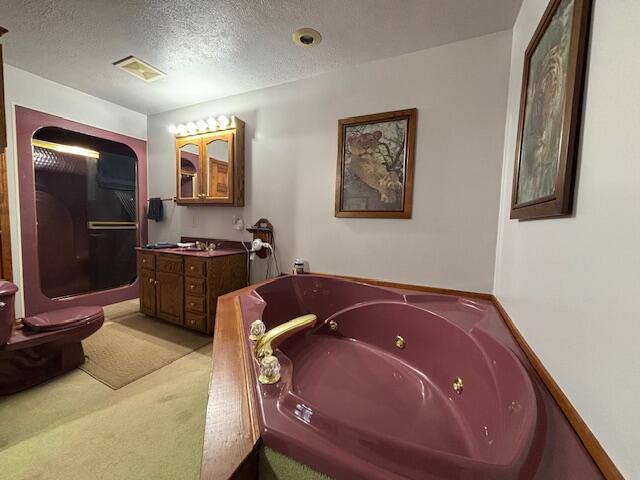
[239,275,574,480]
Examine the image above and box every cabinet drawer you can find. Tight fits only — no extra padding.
[157,254,183,274]
[185,276,206,295]
[186,294,206,314]
[185,312,207,331]
[185,258,206,278]
[138,252,155,270]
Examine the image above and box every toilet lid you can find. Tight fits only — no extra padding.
[22,306,104,332]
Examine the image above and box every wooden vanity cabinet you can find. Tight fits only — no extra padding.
[137,250,247,334]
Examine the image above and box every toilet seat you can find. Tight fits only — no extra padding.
[22,306,104,332]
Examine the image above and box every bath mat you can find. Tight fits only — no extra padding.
[80,313,211,389]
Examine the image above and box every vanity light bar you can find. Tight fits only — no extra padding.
[168,115,234,137]
[31,139,100,159]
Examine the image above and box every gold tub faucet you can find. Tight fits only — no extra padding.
[254,314,317,359]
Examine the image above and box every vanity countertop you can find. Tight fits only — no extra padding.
[136,247,247,258]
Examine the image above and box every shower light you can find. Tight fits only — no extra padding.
[177,124,188,136]
[31,139,100,159]
[168,125,178,134]
[186,122,198,134]
[196,120,208,132]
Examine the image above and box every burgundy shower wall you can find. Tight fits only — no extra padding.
[15,106,148,315]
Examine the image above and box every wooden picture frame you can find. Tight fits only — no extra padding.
[335,108,417,219]
[510,0,592,220]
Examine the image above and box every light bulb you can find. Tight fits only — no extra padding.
[168,125,178,134]
[186,122,197,134]
[196,120,208,132]
[177,124,188,136]
[217,115,230,128]
[206,117,218,130]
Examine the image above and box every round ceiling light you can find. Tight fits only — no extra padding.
[292,28,322,48]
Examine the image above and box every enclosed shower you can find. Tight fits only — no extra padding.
[16,107,147,316]
[32,127,138,298]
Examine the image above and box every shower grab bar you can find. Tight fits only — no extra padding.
[87,221,138,230]
[146,197,176,202]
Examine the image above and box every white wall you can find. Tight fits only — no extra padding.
[148,30,512,292]
[3,64,147,315]
[493,1,640,478]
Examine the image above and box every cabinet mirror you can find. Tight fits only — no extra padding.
[174,117,244,206]
[205,133,232,200]
[178,143,200,200]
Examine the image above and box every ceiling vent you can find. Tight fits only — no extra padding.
[113,56,166,82]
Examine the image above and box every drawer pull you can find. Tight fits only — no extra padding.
[148,278,154,284]
[190,265,195,271]
[190,302,196,308]
[189,319,195,325]
[190,284,195,290]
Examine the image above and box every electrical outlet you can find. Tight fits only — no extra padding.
[232,215,244,231]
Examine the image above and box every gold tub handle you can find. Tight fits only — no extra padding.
[254,314,317,359]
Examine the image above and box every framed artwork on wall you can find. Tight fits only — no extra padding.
[510,0,592,220]
[335,108,417,218]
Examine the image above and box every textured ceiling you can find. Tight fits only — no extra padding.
[0,0,522,114]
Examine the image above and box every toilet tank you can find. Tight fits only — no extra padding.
[0,281,18,345]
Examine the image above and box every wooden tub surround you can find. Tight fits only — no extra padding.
[201,274,623,480]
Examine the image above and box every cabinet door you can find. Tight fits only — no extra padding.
[156,271,184,325]
[203,131,234,202]
[176,137,202,202]
[139,268,156,317]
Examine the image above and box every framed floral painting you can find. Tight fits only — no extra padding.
[335,108,417,218]
[510,0,592,220]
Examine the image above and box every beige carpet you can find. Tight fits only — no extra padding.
[80,309,211,389]
[0,298,212,480]
[259,447,331,480]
